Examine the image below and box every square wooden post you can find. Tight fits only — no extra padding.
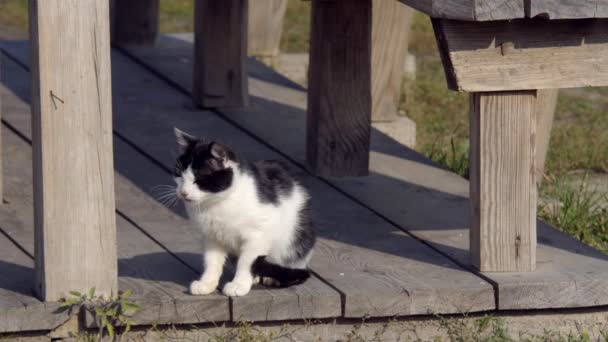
[248,0,286,60]
[193,0,249,109]
[469,91,537,272]
[110,0,159,46]
[29,0,118,301]
[307,0,372,177]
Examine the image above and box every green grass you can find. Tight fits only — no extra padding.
[539,178,608,253]
[0,0,27,29]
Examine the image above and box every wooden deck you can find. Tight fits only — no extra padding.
[1,36,608,333]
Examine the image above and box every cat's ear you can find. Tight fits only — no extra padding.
[209,142,234,162]
[174,127,196,149]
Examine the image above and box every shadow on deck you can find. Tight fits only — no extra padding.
[1,35,608,334]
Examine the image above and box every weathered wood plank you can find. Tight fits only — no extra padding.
[398,0,525,21]
[469,91,537,272]
[432,18,608,92]
[114,34,608,310]
[248,0,286,58]
[89,43,493,317]
[371,0,413,122]
[193,0,248,108]
[527,0,608,19]
[535,89,558,186]
[28,0,117,301]
[0,46,342,322]
[110,0,159,45]
[0,217,70,333]
[0,57,231,326]
[307,0,372,177]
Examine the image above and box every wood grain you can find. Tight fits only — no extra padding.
[398,0,525,21]
[535,89,558,187]
[111,0,159,46]
[371,0,413,122]
[527,0,608,19]
[307,0,372,177]
[433,18,608,92]
[28,0,117,301]
[116,34,608,310]
[470,91,537,272]
[0,63,231,326]
[103,39,494,317]
[193,0,248,109]
[248,0,286,57]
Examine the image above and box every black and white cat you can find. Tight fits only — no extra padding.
[173,128,316,297]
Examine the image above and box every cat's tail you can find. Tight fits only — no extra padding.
[251,256,311,288]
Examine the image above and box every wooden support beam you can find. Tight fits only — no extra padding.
[248,0,286,59]
[535,89,558,186]
[110,0,159,46]
[432,18,608,92]
[469,91,537,272]
[193,0,249,109]
[371,0,413,122]
[29,0,117,301]
[307,0,372,177]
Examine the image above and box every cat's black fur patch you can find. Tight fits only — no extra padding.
[291,202,316,262]
[240,160,295,205]
[252,256,311,287]
[175,140,235,193]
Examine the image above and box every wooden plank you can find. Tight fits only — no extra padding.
[28,0,117,301]
[307,0,372,177]
[371,0,413,122]
[5,40,494,317]
[111,0,159,45]
[469,91,537,272]
[112,34,608,310]
[535,89,558,186]
[0,215,70,333]
[0,46,341,322]
[432,18,608,92]
[0,57,230,326]
[398,0,525,21]
[193,0,248,109]
[527,0,608,19]
[248,0,286,58]
[94,45,492,317]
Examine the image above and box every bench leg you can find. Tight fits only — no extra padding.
[469,91,537,272]
[307,0,372,177]
[535,89,558,187]
[193,0,249,109]
[248,0,287,60]
[30,0,117,301]
[110,0,159,46]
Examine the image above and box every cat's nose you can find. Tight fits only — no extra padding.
[180,190,191,201]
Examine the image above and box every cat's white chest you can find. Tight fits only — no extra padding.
[187,199,257,253]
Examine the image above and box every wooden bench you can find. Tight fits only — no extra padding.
[19,0,608,302]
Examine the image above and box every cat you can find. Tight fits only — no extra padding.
[172,128,316,297]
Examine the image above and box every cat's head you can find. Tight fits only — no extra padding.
[173,128,238,204]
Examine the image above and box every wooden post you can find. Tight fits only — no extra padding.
[110,0,159,46]
[248,0,286,60]
[193,0,249,109]
[535,89,558,187]
[469,91,537,272]
[307,0,372,177]
[29,0,118,301]
[371,0,413,122]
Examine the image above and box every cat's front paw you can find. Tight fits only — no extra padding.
[190,280,218,295]
[223,280,252,297]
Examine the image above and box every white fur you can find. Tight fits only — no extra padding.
[176,163,310,297]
